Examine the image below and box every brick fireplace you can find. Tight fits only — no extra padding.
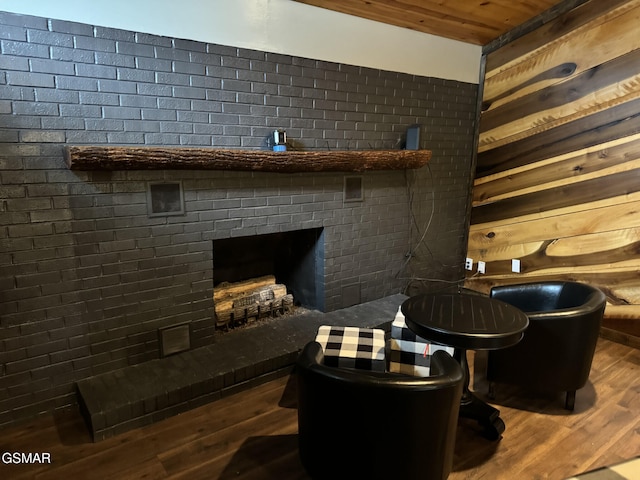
[0,9,478,428]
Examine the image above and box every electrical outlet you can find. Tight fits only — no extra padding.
[512,259,521,273]
[477,261,486,274]
[465,257,473,270]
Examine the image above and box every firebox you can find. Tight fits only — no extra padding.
[212,228,325,315]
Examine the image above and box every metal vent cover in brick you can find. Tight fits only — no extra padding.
[147,181,185,217]
[159,323,191,357]
[344,176,363,202]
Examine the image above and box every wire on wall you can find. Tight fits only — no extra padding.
[396,163,468,295]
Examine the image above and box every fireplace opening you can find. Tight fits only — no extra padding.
[212,228,324,328]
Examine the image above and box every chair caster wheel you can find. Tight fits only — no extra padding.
[481,417,505,441]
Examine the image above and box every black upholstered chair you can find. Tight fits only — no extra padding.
[296,341,464,480]
[487,281,606,410]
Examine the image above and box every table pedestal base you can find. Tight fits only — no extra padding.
[460,390,505,440]
[455,348,505,441]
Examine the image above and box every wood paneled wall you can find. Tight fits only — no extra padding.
[465,0,640,340]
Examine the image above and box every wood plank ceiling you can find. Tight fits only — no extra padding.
[292,0,565,45]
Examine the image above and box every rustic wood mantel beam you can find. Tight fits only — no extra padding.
[64,146,431,173]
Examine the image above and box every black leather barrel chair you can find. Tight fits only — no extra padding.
[296,341,464,480]
[487,281,606,410]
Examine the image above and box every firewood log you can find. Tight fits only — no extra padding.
[214,277,292,328]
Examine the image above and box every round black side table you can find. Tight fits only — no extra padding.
[401,291,529,440]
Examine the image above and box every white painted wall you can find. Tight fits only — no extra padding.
[0,0,481,84]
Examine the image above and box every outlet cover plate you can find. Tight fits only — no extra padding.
[465,257,473,270]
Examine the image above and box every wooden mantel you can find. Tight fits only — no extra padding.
[64,146,431,173]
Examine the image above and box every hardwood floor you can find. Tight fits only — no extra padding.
[1,337,638,480]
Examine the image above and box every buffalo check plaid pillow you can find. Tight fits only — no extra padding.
[388,306,454,376]
[314,325,386,372]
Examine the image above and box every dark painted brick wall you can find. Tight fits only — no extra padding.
[0,10,478,427]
